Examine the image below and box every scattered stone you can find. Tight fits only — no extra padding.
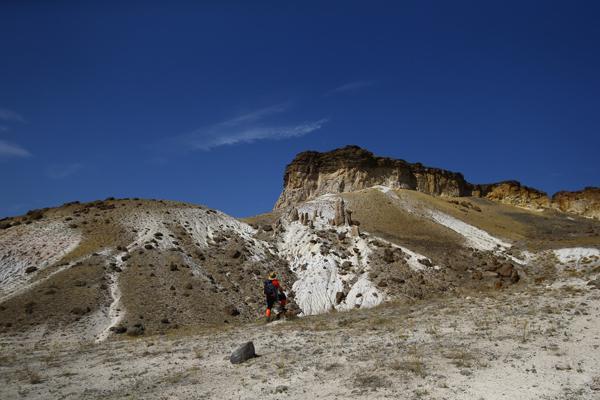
[496,263,514,278]
[230,341,256,364]
[383,248,395,263]
[418,258,433,268]
[25,266,38,274]
[71,307,91,315]
[224,305,240,316]
[590,376,600,391]
[587,279,600,289]
[195,250,206,260]
[274,385,289,394]
[109,325,127,334]
[510,270,520,284]
[555,362,571,371]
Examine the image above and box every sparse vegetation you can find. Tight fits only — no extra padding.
[389,346,427,378]
[353,372,390,390]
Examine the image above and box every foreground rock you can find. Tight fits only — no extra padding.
[230,341,256,364]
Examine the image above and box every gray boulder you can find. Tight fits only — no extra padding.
[230,341,256,364]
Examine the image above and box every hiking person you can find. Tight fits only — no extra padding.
[264,272,286,320]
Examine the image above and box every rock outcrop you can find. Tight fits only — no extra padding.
[552,187,600,219]
[274,146,470,209]
[470,181,551,210]
[274,145,600,219]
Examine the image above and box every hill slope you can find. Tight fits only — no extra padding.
[1,147,599,342]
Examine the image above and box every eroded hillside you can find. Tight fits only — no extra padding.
[1,182,599,342]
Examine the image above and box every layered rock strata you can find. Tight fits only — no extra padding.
[552,187,600,219]
[274,146,470,209]
[274,145,599,219]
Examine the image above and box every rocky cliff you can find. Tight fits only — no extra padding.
[552,187,600,219]
[274,145,599,219]
[470,181,551,210]
[274,146,471,209]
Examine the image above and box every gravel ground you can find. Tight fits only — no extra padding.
[2,274,599,400]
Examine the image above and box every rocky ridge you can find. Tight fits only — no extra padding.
[552,187,600,219]
[274,145,599,219]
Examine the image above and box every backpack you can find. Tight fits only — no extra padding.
[264,280,278,300]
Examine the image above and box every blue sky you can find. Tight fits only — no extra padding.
[1,1,599,218]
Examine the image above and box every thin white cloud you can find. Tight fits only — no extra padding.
[0,108,25,123]
[177,103,327,151]
[325,80,375,96]
[219,103,291,127]
[191,119,328,150]
[45,163,83,179]
[0,140,31,158]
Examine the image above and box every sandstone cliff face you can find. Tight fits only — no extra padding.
[274,145,600,219]
[470,181,551,210]
[274,146,470,209]
[552,187,600,219]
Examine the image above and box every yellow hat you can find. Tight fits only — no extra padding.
[268,272,277,280]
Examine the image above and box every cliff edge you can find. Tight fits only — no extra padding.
[274,145,599,219]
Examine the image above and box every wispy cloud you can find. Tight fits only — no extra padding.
[0,140,31,158]
[190,119,328,150]
[325,80,375,96]
[45,163,83,179]
[219,103,291,127]
[0,108,25,123]
[177,103,328,151]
